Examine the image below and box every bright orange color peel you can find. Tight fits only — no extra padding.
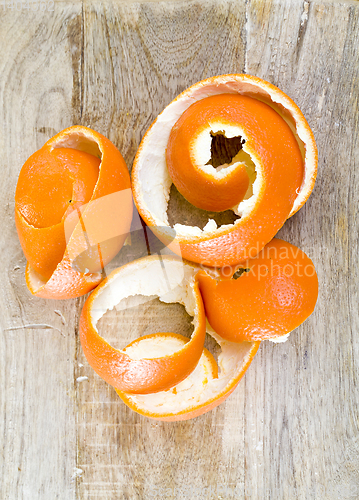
[132,74,318,267]
[16,147,100,280]
[79,256,207,394]
[15,126,132,299]
[25,254,102,300]
[167,93,303,264]
[79,255,260,419]
[198,238,318,342]
[167,96,254,212]
[117,334,260,421]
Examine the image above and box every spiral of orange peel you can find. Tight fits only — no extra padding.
[132,74,317,267]
[79,255,260,420]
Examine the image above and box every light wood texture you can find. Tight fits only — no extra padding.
[0,0,358,499]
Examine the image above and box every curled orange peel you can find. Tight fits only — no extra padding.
[166,95,252,212]
[79,256,207,394]
[15,126,132,299]
[198,238,318,343]
[79,255,259,419]
[24,253,103,300]
[117,332,259,421]
[132,74,318,267]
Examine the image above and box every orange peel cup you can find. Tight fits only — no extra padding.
[132,74,318,267]
[198,238,319,343]
[79,255,260,420]
[15,126,132,299]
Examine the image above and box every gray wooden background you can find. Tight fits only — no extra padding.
[0,0,358,499]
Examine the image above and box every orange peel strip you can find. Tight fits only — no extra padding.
[25,254,102,300]
[167,96,252,212]
[15,147,100,280]
[79,256,207,394]
[15,126,132,299]
[116,326,259,421]
[132,74,318,267]
[198,238,318,342]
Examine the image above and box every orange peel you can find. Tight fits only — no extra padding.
[198,238,318,342]
[132,74,318,267]
[166,95,252,212]
[15,126,132,299]
[117,331,259,421]
[79,256,207,394]
[78,254,259,419]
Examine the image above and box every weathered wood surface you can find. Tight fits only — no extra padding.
[0,0,358,499]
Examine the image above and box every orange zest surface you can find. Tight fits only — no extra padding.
[79,256,207,394]
[132,74,318,267]
[167,95,254,211]
[198,238,318,342]
[15,126,132,299]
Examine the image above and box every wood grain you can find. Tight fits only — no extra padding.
[0,4,82,500]
[0,0,358,499]
[245,2,359,498]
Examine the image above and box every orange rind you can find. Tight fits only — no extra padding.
[117,331,259,421]
[15,126,132,299]
[78,254,259,418]
[198,238,318,342]
[167,95,252,212]
[79,256,207,394]
[132,74,317,267]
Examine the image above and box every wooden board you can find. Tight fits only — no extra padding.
[1,0,358,498]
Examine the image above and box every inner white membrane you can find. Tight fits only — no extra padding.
[135,76,311,239]
[123,326,254,415]
[90,258,255,415]
[51,130,102,159]
[191,122,258,201]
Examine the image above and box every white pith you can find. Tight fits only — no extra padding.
[49,128,103,159]
[90,257,196,328]
[270,332,290,343]
[122,325,254,416]
[134,75,317,239]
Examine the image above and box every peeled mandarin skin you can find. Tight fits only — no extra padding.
[117,339,260,421]
[79,259,207,394]
[15,148,100,280]
[167,95,251,211]
[169,94,304,266]
[25,254,101,300]
[198,238,318,342]
[132,75,318,269]
[79,255,261,420]
[15,125,133,299]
